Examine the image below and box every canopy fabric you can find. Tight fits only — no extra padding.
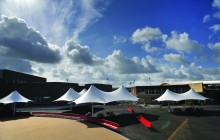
[74,85,107,104]
[155,89,209,102]
[155,89,182,102]
[107,86,139,102]
[0,91,33,104]
[74,85,139,116]
[74,85,139,104]
[54,88,80,102]
[78,89,87,96]
[180,89,208,101]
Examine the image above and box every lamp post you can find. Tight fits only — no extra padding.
[106,78,109,84]
[149,77,151,86]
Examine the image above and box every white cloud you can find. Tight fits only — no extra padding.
[0,56,33,73]
[180,64,205,80]
[113,35,127,44]
[212,0,220,9]
[164,53,189,65]
[208,42,220,63]
[159,63,205,81]
[163,31,203,53]
[0,16,61,63]
[106,50,158,74]
[203,14,211,22]
[131,27,162,43]
[202,67,220,80]
[0,0,107,45]
[142,42,160,53]
[213,11,220,19]
[72,0,107,40]
[210,24,220,32]
[64,39,103,65]
[159,66,187,80]
[131,27,162,53]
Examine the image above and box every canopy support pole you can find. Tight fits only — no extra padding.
[11,103,13,110]
[13,103,16,115]
[168,101,171,112]
[192,100,194,109]
[70,103,72,111]
[92,103,94,116]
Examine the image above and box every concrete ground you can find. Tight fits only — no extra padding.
[0,117,126,140]
[93,104,220,140]
[1,104,220,140]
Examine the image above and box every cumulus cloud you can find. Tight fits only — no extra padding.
[180,64,205,80]
[131,27,162,43]
[0,16,61,63]
[160,66,187,80]
[0,0,108,44]
[131,27,162,53]
[202,67,220,80]
[72,0,107,40]
[106,50,158,74]
[0,56,32,73]
[210,24,220,32]
[64,39,103,65]
[213,12,220,19]
[203,14,211,22]
[212,0,220,9]
[163,31,203,53]
[142,42,160,53]
[164,53,189,65]
[208,42,220,63]
[113,35,127,44]
[159,63,205,81]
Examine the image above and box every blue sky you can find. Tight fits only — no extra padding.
[0,0,219,86]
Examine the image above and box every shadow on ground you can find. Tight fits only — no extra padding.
[0,111,31,122]
[63,105,104,115]
[172,108,220,117]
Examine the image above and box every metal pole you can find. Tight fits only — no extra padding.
[192,100,194,109]
[168,101,170,112]
[70,103,72,111]
[92,103,94,116]
[13,103,16,115]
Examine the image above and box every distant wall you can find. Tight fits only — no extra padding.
[189,83,203,92]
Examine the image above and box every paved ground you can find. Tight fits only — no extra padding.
[0,117,126,140]
[1,104,220,140]
[94,104,220,140]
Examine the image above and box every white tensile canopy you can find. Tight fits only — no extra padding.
[0,91,32,104]
[74,85,138,115]
[155,88,209,112]
[0,91,33,115]
[155,89,182,112]
[155,89,182,102]
[180,89,209,108]
[74,85,107,115]
[74,85,107,104]
[78,88,87,96]
[180,89,208,101]
[108,86,139,102]
[54,88,81,110]
[54,88,80,102]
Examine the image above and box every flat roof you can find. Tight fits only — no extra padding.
[162,80,220,85]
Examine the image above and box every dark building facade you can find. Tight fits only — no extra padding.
[0,69,112,105]
[0,82,81,105]
[85,83,112,92]
[0,69,46,83]
[1,69,219,105]
[131,85,191,103]
[131,82,220,104]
